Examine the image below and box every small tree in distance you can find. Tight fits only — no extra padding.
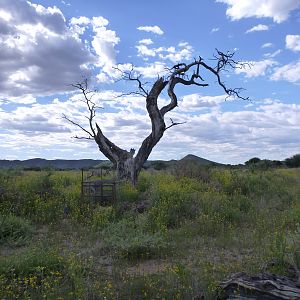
[64,50,248,186]
[245,157,261,166]
[285,154,300,168]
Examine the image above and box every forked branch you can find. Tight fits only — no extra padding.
[65,50,249,185]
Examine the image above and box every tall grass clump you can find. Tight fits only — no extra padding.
[101,217,168,260]
[146,175,204,231]
[0,245,65,299]
[0,170,83,224]
[0,214,34,246]
[0,244,94,299]
[103,264,199,299]
[119,182,139,202]
[90,205,115,231]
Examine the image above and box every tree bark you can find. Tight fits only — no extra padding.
[220,272,300,300]
[101,77,168,186]
[66,51,248,186]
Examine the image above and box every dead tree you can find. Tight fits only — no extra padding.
[220,272,300,299]
[64,50,248,186]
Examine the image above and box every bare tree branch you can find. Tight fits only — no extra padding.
[114,65,149,97]
[165,118,187,130]
[62,114,93,138]
[66,50,249,185]
[72,136,94,140]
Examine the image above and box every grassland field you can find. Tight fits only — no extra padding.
[0,165,299,299]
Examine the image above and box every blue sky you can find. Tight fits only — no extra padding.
[0,0,299,164]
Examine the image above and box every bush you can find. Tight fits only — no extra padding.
[285,154,300,168]
[245,157,261,165]
[199,192,243,225]
[211,169,296,205]
[175,160,211,182]
[152,161,168,170]
[0,214,34,246]
[0,246,63,277]
[145,175,210,231]
[147,191,197,231]
[90,205,115,230]
[101,218,168,259]
[146,180,200,231]
[291,224,300,272]
[0,245,93,299]
[0,246,66,299]
[119,182,139,202]
[111,264,197,299]
[196,213,227,236]
[136,171,153,193]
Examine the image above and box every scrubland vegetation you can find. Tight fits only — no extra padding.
[0,164,299,299]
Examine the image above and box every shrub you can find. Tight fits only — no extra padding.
[90,205,115,230]
[197,191,245,226]
[146,175,210,231]
[196,213,226,236]
[285,154,300,168]
[112,264,197,299]
[0,246,66,299]
[119,182,139,202]
[245,157,261,165]
[136,172,154,193]
[0,245,93,299]
[211,169,296,206]
[291,224,300,272]
[152,161,168,170]
[174,160,211,182]
[0,246,63,277]
[0,214,34,246]
[101,218,168,259]
[147,191,197,231]
[33,194,65,223]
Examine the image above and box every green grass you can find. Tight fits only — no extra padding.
[0,167,299,299]
[0,245,65,299]
[0,214,34,246]
[101,217,168,260]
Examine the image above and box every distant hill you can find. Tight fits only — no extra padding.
[179,154,218,166]
[144,154,219,170]
[0,155,220,170]
[0,158,104,170]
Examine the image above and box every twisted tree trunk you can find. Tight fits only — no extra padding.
[220,272,300,300]
[65,51,248,186]
[94,78,168,186]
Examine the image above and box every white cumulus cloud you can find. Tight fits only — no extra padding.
[0,1,124,102]
[211,27,220,33]
[91,17,120,67]
[135,62,167,78]
[262,42,273,48]
[70,15,122,83]
[137,25,164,35]
[286,35,300,52]
[180,94,227,111]
[246,24,269,33]
[135,42,193,63]
[138,39,153,45]
[0,1,96,102]
[271,60,300,82]
[158,45,193,63]
[217,0,300,23]
[136,44,156,57]
[263,49,282,58]
[235,59,277,77]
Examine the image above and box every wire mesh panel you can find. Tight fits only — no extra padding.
[82,179,117,204]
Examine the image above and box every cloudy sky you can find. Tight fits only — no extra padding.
[0,0,299,164]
